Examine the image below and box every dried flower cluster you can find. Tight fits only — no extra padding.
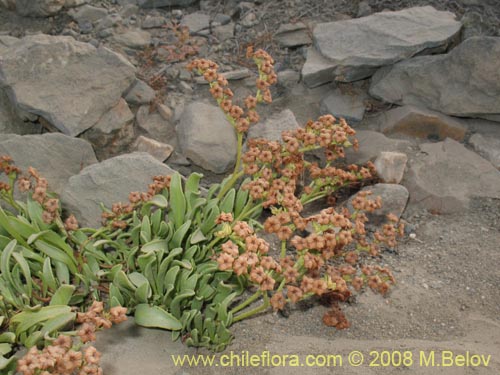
[16,302,127,375]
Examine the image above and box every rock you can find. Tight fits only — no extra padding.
[177,101,237,173]
[469,133,500,169]
[345,130,412,165]
[137,0,196,8]
[347,183,409,225]
[156,103,173,121]
[64,0,88,8]
[301,47,337,88]
[0,35,136,137]
[0,0,16,10]
[240,11,258,28]
[133,135,174,162]
[213,13,231,26]
[61,153,176,227]
[357,0,372,17]
[182,11,210,33]
[213,23,234,41]
[124,79,156,105]
[141,15,166,29]
[136,105,176,143]
[319,86,367,123]
[0,35,19,53]
[120,4,138,18]
[375,106,467,141]
[0,133,97,194]
[277,69,300,89]
[113,29,151,49]
[15,0,65,17]
[69,4,107,24]
[374,152,408,184]
[97,14,123,30]
[0,89,42,135]
[370,37,500,121]
[248,109,300,142]
[274,23,312,48]
[405,138,500,213]
[305,6,461,85]
[80,98,134,159]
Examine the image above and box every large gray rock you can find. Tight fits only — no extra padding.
[374,151,408,184]
[124,79,156,105]
[345,130,412,165]
[61,153,176,227]
[177,102,237,174]
[0,133,97,194]
[370,37,500,121]
[304,6,461,86]
[247,109,300,142]
[137,0,196,8]
[15,0,65,17]
[469,133,500,170]
[136,105,176,144]
[274,23,312,48]
[376,106,467,141]
[404,138,500,213]
[0,35,136,137]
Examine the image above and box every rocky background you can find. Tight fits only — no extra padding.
[1,0,499,374]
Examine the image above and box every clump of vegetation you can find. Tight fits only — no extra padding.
[0,49,403,373]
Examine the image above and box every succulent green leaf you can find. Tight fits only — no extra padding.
[134,304,182,331]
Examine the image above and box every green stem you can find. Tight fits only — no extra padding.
[235,201,262,222]
[217,132,244,200]
[280,240,287,259]
[232,293,270,322]
[230,290,262,315]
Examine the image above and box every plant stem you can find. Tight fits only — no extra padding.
[217,132,244,200]
[280,240,287,259]
[232,292,270,322]
[230,290,261,315]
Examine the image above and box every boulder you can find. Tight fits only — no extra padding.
[124,79,156,105]
[132,136,174,162]
[374,152,408,184]
[274,23,312,48]
[61,153,176,227]
[304,6,461,85]
[247,109,300,142]
[376,106,467,141]
[347,183,409,225]
[15,0,65,17]
[370,37,500,121]
[177,102,237,174]
[404,138,500,213]
[69,4,107,24]
[113,30,151,49]
[137,0,197,8]
[0,133,97,194]
[345,130,412,165]
[182,11,210,33]
[0,35,136,137]
[301,47,337,88]
[469,133,500,169]
[320,87,367,123]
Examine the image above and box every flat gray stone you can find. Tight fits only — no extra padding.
[141,15,166,29]
[301,47,337,88]
[0,133,97,194]
[347,183,409,226]
[138,0,197,8]
[15,0,64,16]
[133,135,174,162]
[182,11,210,33]
[374,151,408,184]
[345,130,412,165]
[311,6,461,83]
[0,35,136,137]
[177,101,237,174]
[113,29,151,49]
[376,106,467,141]
[124,79,156,105]
[370,37,500,120]
[247,109,300,142]
[274,22,312,48]
[404,138,500,213]
[69,4,108,24]
[61,152,176,227]
[469,133,500,169]
[320,87,367,123]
